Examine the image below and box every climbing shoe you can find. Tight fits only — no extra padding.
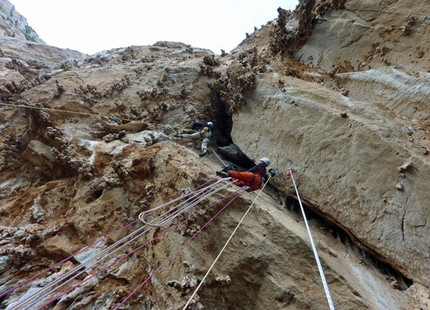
[199,150,207,157]
[216,171,229,178]
[241,185,251,192]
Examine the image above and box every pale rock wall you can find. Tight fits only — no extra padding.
[228,0,430,289]
[231,69,430,287]
[296,0,430,74]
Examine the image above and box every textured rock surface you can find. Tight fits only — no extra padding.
[232,0,430,289]
[0,0,44,43]
[0,0,429,309]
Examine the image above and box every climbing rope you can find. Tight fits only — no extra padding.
[139,178,233,227]
[182,175,272,310]
[209,147,226,166]
[37,187,242,310]
[8,188,196,307]
[7,178,239,310]
[0,219,140,301]
[287,168,335,310]
[115,187,245,310]
[16,221,153,310]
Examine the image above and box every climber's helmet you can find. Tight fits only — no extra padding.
[260,157,270,166]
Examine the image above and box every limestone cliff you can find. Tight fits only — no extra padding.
[0,0,429,309]
[0,0,44,43]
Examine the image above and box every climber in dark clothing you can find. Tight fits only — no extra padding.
[192,121,213,135]
[216,157,275,191]
[176,121,214,157]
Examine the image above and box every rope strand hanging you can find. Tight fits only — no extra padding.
[6,178,241,310]
[182,176,272,310]
[287,168,335,310]
[114,187,245,310]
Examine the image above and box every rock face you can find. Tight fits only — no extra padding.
[234,0,430,287]
[0,0,44,43]
[0,0,429,309]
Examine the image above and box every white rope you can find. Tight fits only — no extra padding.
[14,180,234,309]
[17,222,154,310]
[288,168,335,310]
[139,178,232,227]
[209,147,226,166]
[182,176,271,310]
[138,178,225,224]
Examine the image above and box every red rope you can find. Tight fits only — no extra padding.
[0,219,140,299]
[114,189,244,309]
[22,181,227,309]
[35,189,242,310]
[2,179,221,302]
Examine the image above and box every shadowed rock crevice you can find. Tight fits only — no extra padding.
[207,80,233,147]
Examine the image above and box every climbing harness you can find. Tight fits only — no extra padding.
[287,168,335,310]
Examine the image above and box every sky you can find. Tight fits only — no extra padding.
[11,0,299,55]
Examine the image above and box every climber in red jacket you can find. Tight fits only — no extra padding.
[216,157,275,191]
